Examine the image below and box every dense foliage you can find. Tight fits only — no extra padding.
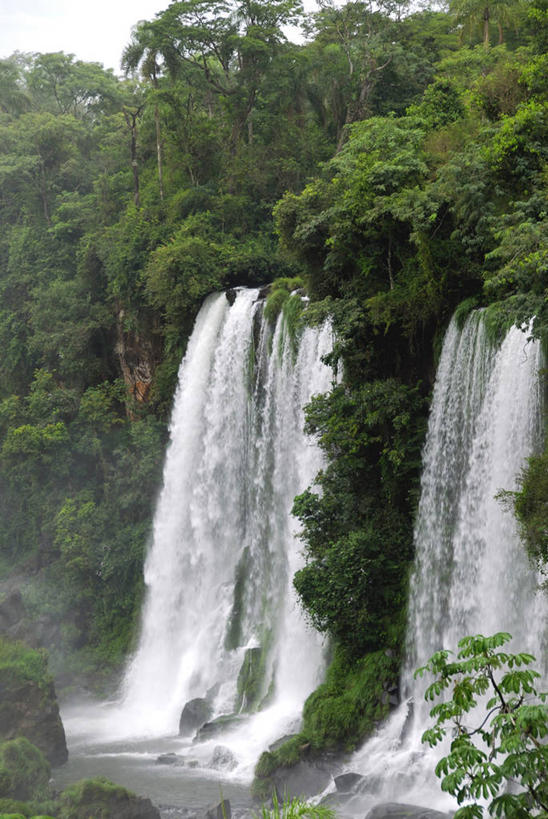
[417,633,548,818]
[0,0,546,748]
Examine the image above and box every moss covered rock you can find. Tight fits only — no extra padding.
[0,738,51,801]
[0,639,67,766]
[57,777,160,819]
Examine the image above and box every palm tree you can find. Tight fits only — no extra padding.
[122,22,165,200]
[450,0,526,47]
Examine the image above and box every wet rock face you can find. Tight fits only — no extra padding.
[334,772,365,792]
[179,698,212,736]
[271,759,335,800]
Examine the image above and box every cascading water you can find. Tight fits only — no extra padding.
[101,288,334,771]
[344,312,546,812]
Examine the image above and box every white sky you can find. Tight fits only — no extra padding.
[0,0,171,73]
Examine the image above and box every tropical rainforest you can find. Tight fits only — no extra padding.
[0,0,546,768]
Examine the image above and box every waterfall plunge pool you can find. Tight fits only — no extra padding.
[53,701,256,817]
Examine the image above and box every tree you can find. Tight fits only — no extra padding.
[122,22,166,199]
[416,632,548,818]
[308,0,407,149]
[0,58,31,115]
[449,0,526,48]
[145,0,303,149]
[26,52,121,118]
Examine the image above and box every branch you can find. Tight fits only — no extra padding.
[487,666,508,711]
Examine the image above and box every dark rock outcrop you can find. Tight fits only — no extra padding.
[194,714,246,742]
[365,803,453,819]
[271,759,334,800]
[156,752,185,766]
[334,772,365,792]
[0,636,67,766]
[179,698,212,736]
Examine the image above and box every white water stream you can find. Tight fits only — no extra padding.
[61,288,334,785]
[340,313,547,813]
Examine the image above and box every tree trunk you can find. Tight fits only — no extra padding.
[124,108,142,209]
[483,6,491,48]
[39,161,50,223]
[154,104,164,201]
[151,73,164,201]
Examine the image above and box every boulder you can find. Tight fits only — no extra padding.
[57,776,161,819]
[179,698,212,736]
[202,799,231,819]
[271,760,334,800]
[194,714,246,742]
[156,753,185,766]
[365,803,453,819]
[0,737,51,801]
[334,772,365,793]
[209,745,237,771]
[0,637,67,766]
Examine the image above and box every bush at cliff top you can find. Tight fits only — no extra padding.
[0,639,51,691]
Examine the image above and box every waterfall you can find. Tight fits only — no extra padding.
[348,312,546,811]
[405,313,546,696]
[113,288,332,766]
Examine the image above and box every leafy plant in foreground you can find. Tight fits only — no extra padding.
[416,632,548,818]
[255,792,334,819]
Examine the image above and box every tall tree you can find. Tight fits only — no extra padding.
[145,0,304,149]
[308,0,409,149]
[449,0,526,47]
[122,22,166,200]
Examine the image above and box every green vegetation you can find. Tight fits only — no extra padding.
[417,633,548,818]
[255,793,334,819]
[0,772,158,819]
[0,739,50,801]
[0,638,51,691]
[57,777,141,818]
[0,0,546,782]
[514,443,548,573]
